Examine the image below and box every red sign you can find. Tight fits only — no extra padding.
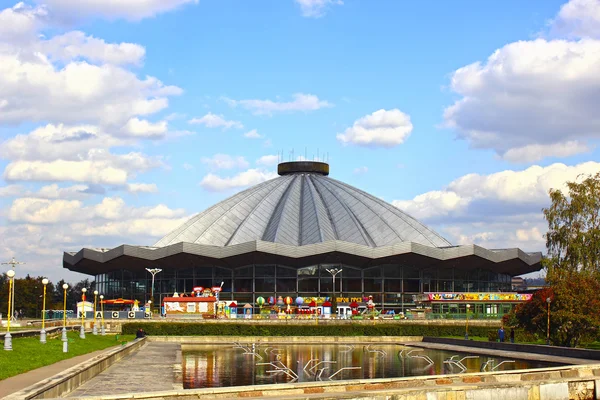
[193,286,204,292]
[211,286,222,292]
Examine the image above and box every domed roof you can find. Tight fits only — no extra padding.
[154,162,452,248]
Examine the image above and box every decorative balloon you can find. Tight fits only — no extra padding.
[296,297,304,305]
[276,296,284,306]
[284,296,293,305]
[268,296,275,305]
[256,296,265,306]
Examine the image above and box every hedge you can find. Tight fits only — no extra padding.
[122,322,498,337]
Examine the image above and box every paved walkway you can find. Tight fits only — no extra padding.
[67,342,181,397]
[0,347,117,398]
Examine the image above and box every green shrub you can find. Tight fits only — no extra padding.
[122,322,496,337]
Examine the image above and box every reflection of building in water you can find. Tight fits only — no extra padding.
[65,161,542,317]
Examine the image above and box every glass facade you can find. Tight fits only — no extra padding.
[95,264,512,312]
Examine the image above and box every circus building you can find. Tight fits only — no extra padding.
[63,161,541,319]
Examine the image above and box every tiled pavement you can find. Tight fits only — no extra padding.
[67,342,182,397]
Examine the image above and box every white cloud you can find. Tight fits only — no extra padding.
[182,163,194,170]
[243,129,263,139]
[225,93,332,116]
[393,161,600,251]
[3,151,162,185]
[551,0,600,39]
[501,141,592,163]
[9,197,84,224]
[0,184,24,197]
[36,183,93,199]
[121,118,168,139]
[188,113,243,129]
[0,124,163,185]
[0,2,47,43]
[353,166,369,174]
[201,154,249,170]
[337,109,413,147]
[444,0,600,163]
[0,51,181,126]
[394,162,600,221]
[39,31,146,65]
[38,0,199,21]
[256,155,279,166]
[294,0,342,18]
[200,169,277,192]
[127,183,158,193]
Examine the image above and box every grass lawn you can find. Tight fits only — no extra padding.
[0,331,135,381]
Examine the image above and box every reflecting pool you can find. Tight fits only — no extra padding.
[182,344,557,389]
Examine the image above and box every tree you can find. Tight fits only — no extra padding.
[539,171,600,347]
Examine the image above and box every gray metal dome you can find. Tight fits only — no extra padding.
[154,162,452,248]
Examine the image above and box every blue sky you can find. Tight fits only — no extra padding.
[1,0,599,281]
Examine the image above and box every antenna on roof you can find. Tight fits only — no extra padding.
[317,148,319,162]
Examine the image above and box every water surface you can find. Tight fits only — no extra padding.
[182,344,557,389]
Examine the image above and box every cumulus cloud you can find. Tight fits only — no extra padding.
[1,124,163,185]
[200,169,277,192]
[256,155,279,166]
[444,1,600,163]
[294,0,343,18]
[8,195,186,224]
[353,166,368,174]
[201,154,249,170]
[37,0,199,21]
[127,183,158,193]
[551,0,600,39]
[39,31,145,65]
[121,118,168,139]
[188,113,243,129]
[224,93,332,116]
[337,109,413,147]
[0,184,24,197]
[0,2,47,43]
[393,161,600,251]
[243,129,263,139]
[501,141,592,163]
[0,51,181,126]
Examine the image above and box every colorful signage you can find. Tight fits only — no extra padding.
[427,293,532,302]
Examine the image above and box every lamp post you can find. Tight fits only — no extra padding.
[100,295,106,335]
[4,269,15,351]
[145,268,162,310]
[80,288,87,339]
[465,304,471,340]
[40,278,49,343]
[546,297,552,346]
[2,257,25,323]
[92,290,98,335]
[325,268,342,317]
[62,283,69,353]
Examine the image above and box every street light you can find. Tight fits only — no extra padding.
[2,257,25,323]
[546,297,552,346]
[80,288,87,339]
[40,278,49,343]
[325,268,343,317]
[145,268,162,310]
[100,295,105,335]
[62,283,69,353]
[4,269,15,351]
[465,304,471,340]
[93,290,98,335]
